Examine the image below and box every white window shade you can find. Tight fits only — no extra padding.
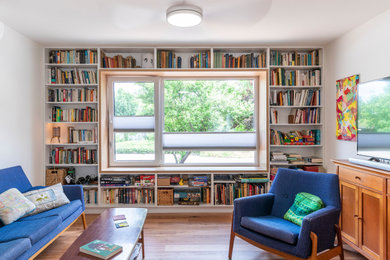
[163,132,256,150]
[113,116,154,131]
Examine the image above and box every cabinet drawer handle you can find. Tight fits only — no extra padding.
[353,215,362,220]
[355,176,361,180]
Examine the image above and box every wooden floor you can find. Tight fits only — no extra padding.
[36,213,366,260]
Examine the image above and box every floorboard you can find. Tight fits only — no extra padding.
[35,213,366,260]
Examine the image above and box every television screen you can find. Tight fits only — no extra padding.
[357,76,390,160]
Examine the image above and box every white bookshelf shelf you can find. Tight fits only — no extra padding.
[45,143,97,146]
[270,145,323,148]
[270,85,322,89]
[270,123,323,126]
[46,164,98,167]
[45,84,98,87]
[269,106,322,108]
[46,102,98,104]
[45,63,98,67]
[269,65,322,69]
[46,121,97,124]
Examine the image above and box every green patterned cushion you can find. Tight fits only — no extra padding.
[283,192,324,226]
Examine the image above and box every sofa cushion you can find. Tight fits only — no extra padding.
[0,215,61,244]
[241,215,301,245]
[0,188,36,225]
[0,238,31,260]
[284,192,324,226]
[20,200,82,221]
[23,183,70,216]
[0,166,32,194]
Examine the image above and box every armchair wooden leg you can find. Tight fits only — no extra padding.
[309,232,318,260]
[335,225,344,260]
[81,212,87,230]
[228,215,235,259]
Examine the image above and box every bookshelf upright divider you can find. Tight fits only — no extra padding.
[44,46,324,212]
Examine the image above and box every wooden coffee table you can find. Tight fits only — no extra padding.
[61,208,147,260]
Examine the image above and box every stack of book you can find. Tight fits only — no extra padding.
[189,176,209,187]
[100,175,132,186]
[84,189,98,205]
[271,151,288,164]
[174,188,211,205]
[287,153,305,165]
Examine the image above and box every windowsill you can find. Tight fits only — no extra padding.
[100,165,268,174]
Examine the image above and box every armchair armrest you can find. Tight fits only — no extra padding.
[296,206,340,255]
[233,193,274,233]
[63,185,85,211]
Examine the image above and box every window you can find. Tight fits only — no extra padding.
[101,70,267,170]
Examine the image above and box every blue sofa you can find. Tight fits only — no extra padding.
[0,166,86,260]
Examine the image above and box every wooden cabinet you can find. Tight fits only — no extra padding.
[333,160,387,260]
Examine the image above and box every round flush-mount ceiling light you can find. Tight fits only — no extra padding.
[166,4,202,27]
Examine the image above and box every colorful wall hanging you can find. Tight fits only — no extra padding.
[336,74,359,141]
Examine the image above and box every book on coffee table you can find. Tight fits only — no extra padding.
[80,240,122,259]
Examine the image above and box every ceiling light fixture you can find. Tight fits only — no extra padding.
[166,5,202,27]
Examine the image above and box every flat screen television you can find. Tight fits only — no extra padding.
[357,76,390,161]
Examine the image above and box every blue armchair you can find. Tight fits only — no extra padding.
[229,169,344,260]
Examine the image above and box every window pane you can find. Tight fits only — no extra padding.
[114,82,154,116]
[164,79,255,132]
[164,151,255,164]
[115,132,155,161]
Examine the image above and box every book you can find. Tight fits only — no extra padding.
[80,240,122,259]
[115,221,129,228]
[112,215,126,221]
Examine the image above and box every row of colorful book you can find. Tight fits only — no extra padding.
[270,129,321,145]
[101,53,138,68]
[189,51,211,68]
[84,189,98,205]
[157,50,182,68]
[102,188,154,205]
[270,108,320,124]
[214,52,266,68]
[48,68,97,84]
[51,106,97,122]
[48,88,97,102]
[214,183,266,205]
[270,50,320,66]
[67,127,97,144]
[49,147,97,164]
[270,68,321,86]
[270,89,320,106]
[49,49,97,64]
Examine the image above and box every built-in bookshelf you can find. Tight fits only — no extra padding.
[44,46,324,212]
[268,48,324,181]
[44,48,99,204]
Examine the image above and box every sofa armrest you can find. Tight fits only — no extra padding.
[63,185,85,211]
[296,206,340,255]
[233,193,274,233]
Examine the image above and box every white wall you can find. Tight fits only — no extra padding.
[0,22,44,185]
[324,9,390,173]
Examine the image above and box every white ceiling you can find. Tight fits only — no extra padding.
[0,0,390,46]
